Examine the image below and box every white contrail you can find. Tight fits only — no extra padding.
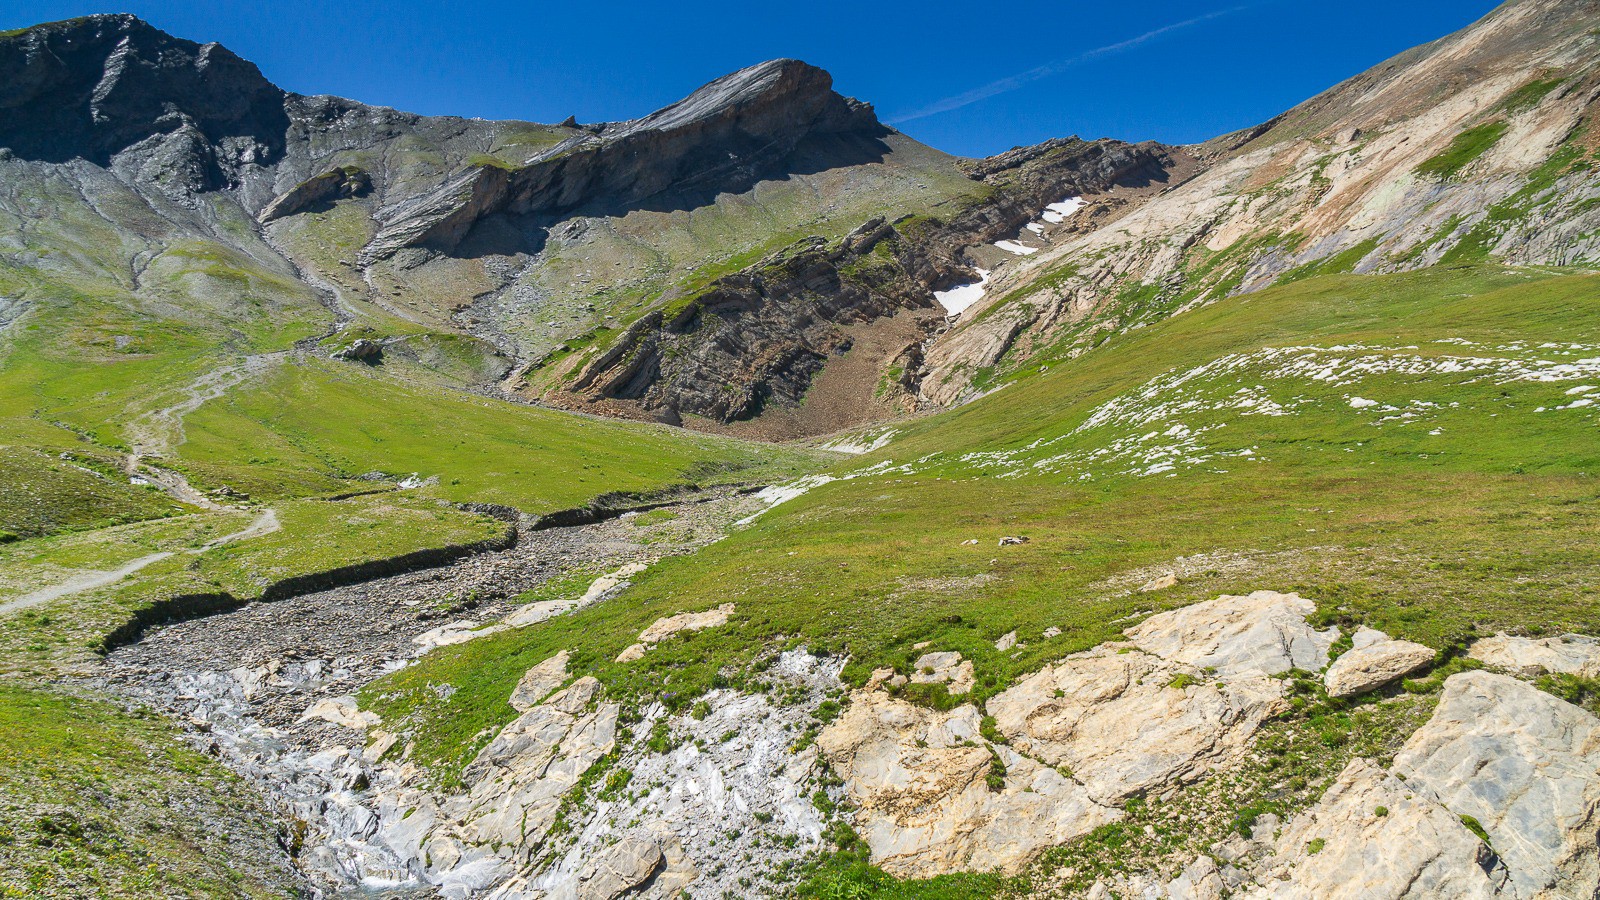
[888,6,1250,125]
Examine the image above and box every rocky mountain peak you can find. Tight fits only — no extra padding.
[362,57,891,261]
[615,58,877,138]
[0,14,287,166]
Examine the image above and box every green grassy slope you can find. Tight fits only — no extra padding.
[0,684,298,899]
[367,263,1600,773]
[174,357,814,507]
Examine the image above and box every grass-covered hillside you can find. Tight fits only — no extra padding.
[0,176,822,896]
[368,263,1600,779]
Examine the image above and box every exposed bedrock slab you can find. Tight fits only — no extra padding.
[816,691,1117,876]
[1469,632,1600,679]
[1393,671,1600,899]
[1125,590,1338,678]
[988,644,1285,803]
[1242,758,1511,899]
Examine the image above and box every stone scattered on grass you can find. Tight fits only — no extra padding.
[909,651,975,695]
[1468,632,1600,678]
[1324,635,1435,698]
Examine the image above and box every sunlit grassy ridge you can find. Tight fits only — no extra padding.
[366,264,1600,777]
[175,357,816,507]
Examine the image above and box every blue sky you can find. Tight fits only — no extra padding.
[5,0,1501,157]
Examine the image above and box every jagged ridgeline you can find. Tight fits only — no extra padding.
[2,1,1600,899]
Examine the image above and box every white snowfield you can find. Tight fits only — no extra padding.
[933,269,991,316]
[1042,196,1086,223]
[994,240,1039,256]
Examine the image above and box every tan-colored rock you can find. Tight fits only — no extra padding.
[1468,632,1600,679]
[509,650,570,712]
[542,832,695,900]
[614,643,647,663]
[1241,758,1509,898]
[865,667,904,690]
[988,645,1284,802]
[365,730,399,763]
[1324,638,1434,698]
[816,691,1117,877]
[1141,573,1179,592]
[995,630,1018,652]
[909,651,975,695]
[1393,671,1600,899]
[581,835,664,900]
[638,602,735,644]
[298,695,380,730]
[1126,590,1337,677]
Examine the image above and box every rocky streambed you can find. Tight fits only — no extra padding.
[90,486,828,898]
[89,493,1600,900]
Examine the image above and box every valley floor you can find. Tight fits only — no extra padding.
[3,264,1599,900]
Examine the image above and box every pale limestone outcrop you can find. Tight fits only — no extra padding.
[412,619,491,652]
[1324,636,1434,698]
[816,691,1117,876]
[816,591,1350,877]
[909,651,976,695]
[508,650,570,713]
[1242,758,1510,899]
[1393,671,1600,899]
[987,644,1284,803]
[1468,632,1600,679]
[537,832,695,900]
[637,603,736,643]
[615,602,736,663]
[1125,590,1337,678]
[388,677,620,891]
[1165,855,1226,900]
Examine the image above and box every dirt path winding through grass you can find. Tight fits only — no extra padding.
[7,345,286,616]
[0,507,282,617]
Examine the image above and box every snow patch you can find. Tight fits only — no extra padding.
[1041,196,1086,224]
[994,241,1038,256]
[735,475,839,526]
[933,269,990,316]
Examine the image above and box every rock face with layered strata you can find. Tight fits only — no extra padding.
[922,0,1600,404]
